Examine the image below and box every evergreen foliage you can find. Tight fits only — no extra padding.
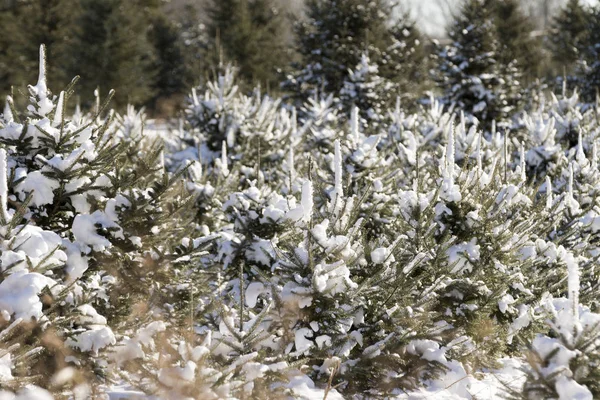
[177,4,211,88]
[434,0,522,130]
[0,46,204,397]
[285,0,427,105]
[0,0,75,93]
[146,4,189,107]
[0,0,193,112]
[578,5,600,102]
[493,0,545,83]
[66,0,157,108]
[548,0,591,77]
[205,0,290,90]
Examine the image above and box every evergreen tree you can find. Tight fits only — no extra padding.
[285,0,427,103]
[434,0,522,129]
[579,6,600,102]
[67,0,157,108]
[0,0,75,94]
[0,45,206,394]
[493,0,544,83]
[548,0,591,77]
[205,0,290,90]
[143,2,188,110]
[382,13,430,102]
[177,4,211,88]
[340,53,397,129]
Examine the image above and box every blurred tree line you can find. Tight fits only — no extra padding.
[0,0,297,114]
[0,0,598,115]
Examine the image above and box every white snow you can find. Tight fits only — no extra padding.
[16,171,59,207]
[67,326,116,353]
[331,139,343,214]
[371,247,389,264]
[245,282,265,308]
[447,239,480,274]
[0,149,8,222]
[0,271,56,320]
[72,211,122,251]
[300,179,313,223]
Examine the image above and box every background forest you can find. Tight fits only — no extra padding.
[0,0,597,114]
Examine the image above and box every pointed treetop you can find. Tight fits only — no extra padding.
[445,122,455,184]
[334,139,343,201]
[53,92,65,127]
[576,129,586,163]
[520,142,526,183]
[288,145,295,184]
[546,176,553,210]
[476,130,483,171]
[301,180,313,223]
[3,97,13,123]
[35,44,48,97]
[0,148,8,224]
[221,141,229,177]
[351,106,360,143]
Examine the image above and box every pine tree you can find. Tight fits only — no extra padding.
[285,0,427,103]
[145,4,189,111]
[518,261,600,399]
[434,0,522,129]
[0,45,212,395]
[579,5,600,103]
[548,0,591,77]
[177,4,211,88]
[382,14,430,102]
[66,0,157,108]
[493,0,544,83]
[339,53,397,129]
[0,0,75,94]
[205,0,290,90]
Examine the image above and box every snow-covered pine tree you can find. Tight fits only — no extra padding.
[177,4,211,87]
[517,261,600,400]
[340,53,397,131]
[434,0,522,130]
[379,12,430,105]
[284,0,426,105]
[176,65,294,194]
[549,0,591,79]
[205,0,290,89]
[0,46,207,396]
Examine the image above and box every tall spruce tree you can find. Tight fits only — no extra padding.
[145,5,189,112]
[548,0,591,77]
[0,0,75,94]
[579,5,600,102]
[66,0,157,108]
[177,3,211,88]
[382,11,430,104]
[493,0,544,83]
[286,0,427,104]
[205,0,289,90]
[434,0,522,129]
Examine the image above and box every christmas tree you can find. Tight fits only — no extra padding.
[434,0,522,129]
[285,0,427,104]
